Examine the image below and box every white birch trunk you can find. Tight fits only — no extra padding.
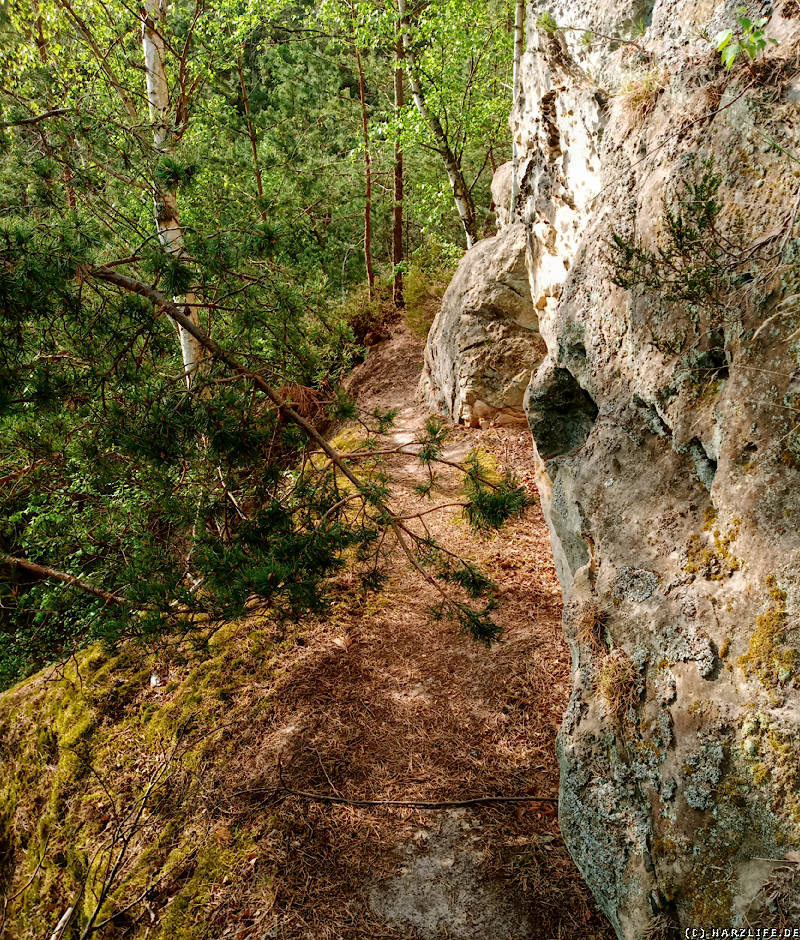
[141,0,204,387]
[397,0,478,249]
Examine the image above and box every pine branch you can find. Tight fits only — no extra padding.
[1,108,70,127]
[0,554,125,606]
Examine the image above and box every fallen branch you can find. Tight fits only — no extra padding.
[278,787,558,808]
[238,766,558,808]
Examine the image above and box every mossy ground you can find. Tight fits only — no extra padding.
[0,326,613,940]
[0,619,286,939]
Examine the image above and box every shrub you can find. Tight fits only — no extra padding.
[404,236,461,338]
[715,8,778,70]
[338,282,393,346]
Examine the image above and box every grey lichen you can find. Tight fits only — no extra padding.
[684,740,725,810]
[610,567,661,603]
[662,619,717,679]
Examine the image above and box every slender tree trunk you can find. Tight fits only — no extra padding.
[393,32,405,309]
[397,0,478,249]
[510,0,525,217]
[354,47,375,298]
[141,0,205,388]
[236,52,267,221]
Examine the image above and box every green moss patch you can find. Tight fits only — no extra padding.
[738,575,798,689]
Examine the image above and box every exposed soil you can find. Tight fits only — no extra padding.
[233,323,615,939]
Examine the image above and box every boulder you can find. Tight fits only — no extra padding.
[419,223,545,427]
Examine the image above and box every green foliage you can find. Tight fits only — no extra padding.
[417,416,449,464]
[608,160,760,333]
[714,8,778,70]
[0,0,519,688]
[404,236,461,338]
[439,560,496,599]
[462,450,530,530]
[536,11,559,32]
[154,157,198,190]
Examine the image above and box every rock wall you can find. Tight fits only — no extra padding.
[422,0,800,934]
[515,0,800,935]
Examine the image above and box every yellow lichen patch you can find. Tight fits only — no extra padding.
[763,728,800,840]
[738,575,798,689]
[685,512,742,581]
[682,828,738,927]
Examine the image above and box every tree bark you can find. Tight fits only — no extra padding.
[141,0,205,388]
[393,32,405,309]
[236,52,267,221]
[354,47,375,298]
[1,554,125,605]
[397,0,478,249]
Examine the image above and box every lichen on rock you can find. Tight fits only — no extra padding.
[418,0,800,933]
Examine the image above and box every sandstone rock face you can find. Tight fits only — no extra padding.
[512,0,800,935]
[419,223,545,426]
[491,161,514,230]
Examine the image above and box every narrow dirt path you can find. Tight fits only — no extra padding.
[247,325,614,939]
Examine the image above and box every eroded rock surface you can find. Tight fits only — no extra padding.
[419,223,545,426]
[514,0,800,936]
[423,0,800,934]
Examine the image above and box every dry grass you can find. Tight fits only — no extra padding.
[576,598,609,652]
[616,69,668,119]
[643,912,680,939]
[595,649,640,723]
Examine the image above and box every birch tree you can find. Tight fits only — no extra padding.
[393,23,405,307]
[510,0,524,215]
[395,0,511,249]
[397,0,478,247]
[141,0,206,387]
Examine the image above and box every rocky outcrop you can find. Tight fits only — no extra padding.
[419,222,545,427]
[512,0,800,936]
[490,161,514,230]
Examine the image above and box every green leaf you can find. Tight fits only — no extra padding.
[714,29,733,50]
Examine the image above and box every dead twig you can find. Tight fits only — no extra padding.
[277,788,558,808]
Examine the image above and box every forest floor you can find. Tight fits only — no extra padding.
[247,321,614,939]
[0,321,615,940]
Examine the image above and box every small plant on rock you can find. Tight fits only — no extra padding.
[576,598,609,651]
[535,10,646,52]
[714,8,778,70]
[617,69,667,119]
[607,158,782,351]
